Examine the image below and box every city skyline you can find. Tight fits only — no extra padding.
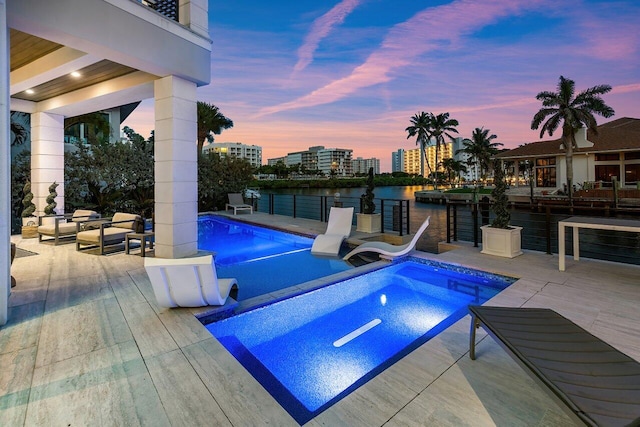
[122,0,640,172]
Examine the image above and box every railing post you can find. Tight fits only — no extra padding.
[454,203,458,242]
[406,200,410,235]
[446,203,451,243]
[269,193,274,215]
[472,203,478,247]
[545,206,552,254]
[398,202,404,237]
[293,195,297,218]
[380,199,385,233]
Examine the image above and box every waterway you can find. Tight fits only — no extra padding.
[258,185,640,264]
[260,186,446,252]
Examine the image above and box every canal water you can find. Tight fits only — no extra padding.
[261,186,447,253]
[259,185,640,264]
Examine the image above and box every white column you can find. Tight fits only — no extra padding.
[179,0,208,38]
[1,0,9,325]
[31,112,65,216]
[154,75,198,259]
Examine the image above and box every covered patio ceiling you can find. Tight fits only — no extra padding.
[7,0,210,118]
[10,30,140,104]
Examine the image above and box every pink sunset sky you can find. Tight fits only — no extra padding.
[122,0,640,172]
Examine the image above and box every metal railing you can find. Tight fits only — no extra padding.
[249,193,411,235]
[139,0,178,21]
[445,200,640,265]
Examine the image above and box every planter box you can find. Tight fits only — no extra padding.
[481,225,523,258]
[356,213,381,233]
[21,225,38,239]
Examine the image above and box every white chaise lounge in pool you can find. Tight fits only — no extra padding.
[343,216,430,261]
[311,207,354,256]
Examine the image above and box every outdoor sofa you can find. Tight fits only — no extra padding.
[37,209,100,245]
[469,305,640,427]
[76,212,142,255]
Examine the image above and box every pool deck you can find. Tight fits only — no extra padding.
[3,212,639,426]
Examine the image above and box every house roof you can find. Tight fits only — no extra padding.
[496,117,640,159]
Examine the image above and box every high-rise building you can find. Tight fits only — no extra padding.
[391,149,404,172]
[276,146,353,176]
[317,148,353,177]
[203,142,262,167]
[397,138,474,181]
[267,156,285,166]
[404,148,422,175]
[353,157,380,175]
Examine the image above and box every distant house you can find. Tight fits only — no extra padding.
[496,117,640,190]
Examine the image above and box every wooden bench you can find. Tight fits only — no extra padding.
[469,305,640,427]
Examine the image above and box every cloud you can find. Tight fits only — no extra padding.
[612,83,640,94]
[259,0,549,117]
[293,0,363,74]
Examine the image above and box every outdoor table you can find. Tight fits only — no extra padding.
[558,216,640,271]
[125,231,155,257]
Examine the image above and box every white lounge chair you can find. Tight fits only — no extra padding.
[144,255,238,308]
[225,193,253,215]
[311,207,354,256]
[343,216,430,261]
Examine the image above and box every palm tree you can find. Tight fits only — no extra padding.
[441,157,467,185]
[405,112,432,178]
[457,127,502,184]
[531,76,614,203]
[197,101,234,154]
[428,112,459,190]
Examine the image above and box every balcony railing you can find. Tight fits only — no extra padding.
[140,0,178,21]
[248,193,411,236]
[445,200,640,266]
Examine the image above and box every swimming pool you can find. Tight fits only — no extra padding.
[205,257,516,424]
[198,215,353,300]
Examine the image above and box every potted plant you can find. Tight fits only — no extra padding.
[480,161,522,258]
[21,181,38,238]
[356,167,381,233]
[40,182,60,228]
[44,182,59,215]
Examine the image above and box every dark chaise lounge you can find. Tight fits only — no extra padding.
[468,305,640,427]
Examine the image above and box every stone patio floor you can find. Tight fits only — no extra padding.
[2,212,639,426]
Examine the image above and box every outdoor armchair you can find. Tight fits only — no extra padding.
[76,212,141,254]
[38,209,100,245]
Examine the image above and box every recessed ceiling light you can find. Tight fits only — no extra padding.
[71,71,81,78]
[25,89,34,94]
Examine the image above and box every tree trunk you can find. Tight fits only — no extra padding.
[422,142,432,184]
[563,126,575,205]
[434,142,439,190]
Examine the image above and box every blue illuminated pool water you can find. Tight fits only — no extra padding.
[198,215,352,300]
[205,257,515,424]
